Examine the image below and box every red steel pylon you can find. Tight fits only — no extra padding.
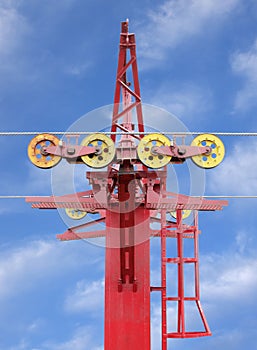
[26,20,227,350]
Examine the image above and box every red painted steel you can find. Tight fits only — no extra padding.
[111,20,144,143]
[26,20,228,350]
[160,209,212,348]
[105,20,150,349]
[105,206,150,349]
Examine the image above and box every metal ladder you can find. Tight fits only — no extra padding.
[160,209,211,350]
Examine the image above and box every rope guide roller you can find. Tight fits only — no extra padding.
[27,132,225,170]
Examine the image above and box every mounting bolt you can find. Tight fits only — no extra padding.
[151,146,158,155]
[178,148,186,155]
[205,146,212,154]
[40,147,48,156]
[95,146,102,155]
[67,147,76,155]
[118,280,123,293]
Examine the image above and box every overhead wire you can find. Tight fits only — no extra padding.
[0,131,257,136]
[0,195,257,199]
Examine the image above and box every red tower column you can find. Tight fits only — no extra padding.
[104,20,151,349]
[104,205,151,349]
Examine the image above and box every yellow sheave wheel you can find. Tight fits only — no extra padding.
[170,210,192,220]
[65,208,87,220]
[191,134,225,169]
[81,133,115,168]
[28,133,61,169]
[137,133,171,168]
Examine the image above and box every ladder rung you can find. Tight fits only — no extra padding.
[166,297,179,301]
[150,286,163,292]
[165,297,197,301]
[184,258,197,263]
[165,258,179,263]
[165,257,197,263]
[165,331,212,339]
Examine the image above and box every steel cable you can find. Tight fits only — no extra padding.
[0,195,257,199]
[0,131,257,136]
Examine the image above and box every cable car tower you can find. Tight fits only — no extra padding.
[26,21,227,350]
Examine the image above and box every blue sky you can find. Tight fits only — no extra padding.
[1,0,257,349]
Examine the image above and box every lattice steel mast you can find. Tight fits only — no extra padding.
[26,20,227,350]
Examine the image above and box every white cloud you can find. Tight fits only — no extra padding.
[0,0,87,82]
[0,1,31,85]
[0,238,101,300]
[27,318,43,333]
[8,338,30,350]
[64,279,104,314]
[65,62,91,77]
[137,0,240,65]
[9,326,103,350]
[209,139,257,195]
[0,4,29,57]
[232,39,257,79]
[43,326,103,350]
[206,328,253,350]
[0,237,104,349]
[201,253,257,302]
[0,240,60,298]
[146,83,212,120]
[198,242,257,348]
[231,38,257,111]
[235,230,254,255]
